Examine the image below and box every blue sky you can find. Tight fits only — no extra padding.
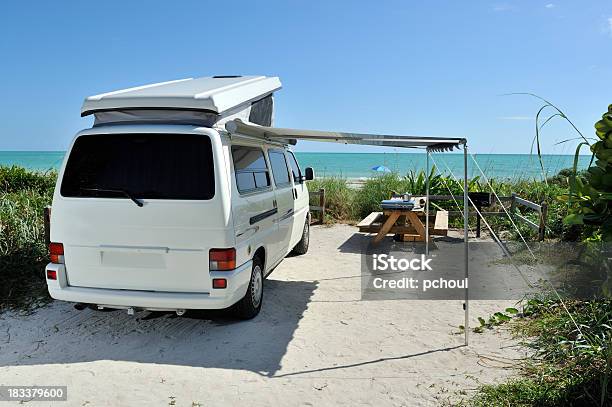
[0,0,610,153]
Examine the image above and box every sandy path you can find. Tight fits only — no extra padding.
[0,225,526,406]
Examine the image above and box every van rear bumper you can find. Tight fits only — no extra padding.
[46,260,252,310]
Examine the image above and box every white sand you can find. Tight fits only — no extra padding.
[0,225,528,406]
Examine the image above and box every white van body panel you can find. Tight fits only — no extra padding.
[46,124,309,311]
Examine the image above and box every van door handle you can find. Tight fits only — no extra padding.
[273,199,277,208]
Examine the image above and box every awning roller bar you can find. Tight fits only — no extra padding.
[225,119,465,152]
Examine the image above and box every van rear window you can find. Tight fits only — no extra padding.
[60,133,214,200]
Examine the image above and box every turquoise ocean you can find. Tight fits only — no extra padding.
[0,151,592,180]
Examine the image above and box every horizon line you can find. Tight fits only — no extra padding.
[0,150,594,156]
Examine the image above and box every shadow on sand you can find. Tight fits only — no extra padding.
[0,279,317,377]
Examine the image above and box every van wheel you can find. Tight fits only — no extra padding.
[291,217,310,255]
[234,257,264,319]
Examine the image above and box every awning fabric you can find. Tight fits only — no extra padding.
[225,119,465,152]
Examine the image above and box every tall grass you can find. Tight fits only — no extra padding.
[308,177,357,221]
[0,166,56,312]
[354,174,408,219]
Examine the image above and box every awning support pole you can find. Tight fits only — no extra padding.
[425,149,430,255]
[463,143,469,346]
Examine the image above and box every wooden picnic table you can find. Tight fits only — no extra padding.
[356,197,449,244]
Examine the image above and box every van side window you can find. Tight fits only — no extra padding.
[287,151,302,183]
[268,150,291,187]
[231,145,271,193]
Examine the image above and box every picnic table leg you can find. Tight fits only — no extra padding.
[406,212,428,241]
[373,211,401,244]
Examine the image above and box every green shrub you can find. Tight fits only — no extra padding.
[557,105,612,241]
[547,167,587,187]
[0,165,57,194]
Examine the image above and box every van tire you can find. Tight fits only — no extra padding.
[291,216,310,255]
[234,257,264,319]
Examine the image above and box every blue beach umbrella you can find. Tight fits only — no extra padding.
[371,165,391,173]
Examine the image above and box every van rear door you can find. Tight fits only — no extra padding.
[54,132,228,293]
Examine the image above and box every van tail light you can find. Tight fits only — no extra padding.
[46,269,57,280]
[209,248,236,271]
[49,242,64,264]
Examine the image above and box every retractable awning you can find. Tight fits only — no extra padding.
[226,117,470,346]
[224,119,465,152]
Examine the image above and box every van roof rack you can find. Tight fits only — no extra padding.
[81,76,281,117]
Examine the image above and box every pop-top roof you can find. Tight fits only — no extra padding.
[81,75,281,117]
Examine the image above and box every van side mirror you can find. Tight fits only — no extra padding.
[304,167,315,181]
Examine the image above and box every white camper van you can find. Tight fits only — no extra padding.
[45,76,313,319]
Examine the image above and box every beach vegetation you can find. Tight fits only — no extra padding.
[559,105,612,242]
[307,169,571,240]
[467,297,612,406]
[0,166,56,312]
[307,177,357,221]
[0,165,56,193]
[465,99,612,407]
